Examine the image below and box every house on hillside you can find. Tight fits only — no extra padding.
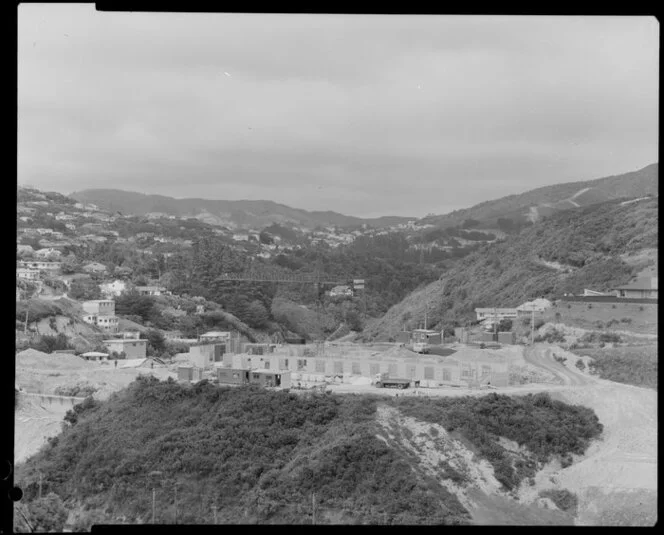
[82,262,108,274]
[475,308,518,322]
[95,315,119,333]
[17,268,40,281]
[516,298,552,316]
[18,260,62,274]
[329,285,353,298]
[99,279,128,298]
[199,331,231,342]
[614,277,658,299]
[103,338,147,359]
[82,300,116,316]
[135,285,166,296]
[34,247,62,259]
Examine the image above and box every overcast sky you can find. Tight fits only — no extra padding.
[18,7,658,218]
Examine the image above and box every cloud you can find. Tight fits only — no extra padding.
[17,7,659,217]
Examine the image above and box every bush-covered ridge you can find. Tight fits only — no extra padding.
[16,379,604,529]
[394,392,603,490]
[16,378,469,527]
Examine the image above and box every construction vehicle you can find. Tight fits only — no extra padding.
[374,373,419,389]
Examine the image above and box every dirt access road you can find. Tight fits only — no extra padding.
[520,344,657,525]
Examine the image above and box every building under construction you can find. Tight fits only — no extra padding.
[218,343,509,388]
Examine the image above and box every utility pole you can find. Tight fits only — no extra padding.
[212,504,218,525]
[531,305,535,346]
[38,472,42,500]
[424,292,428,331]
[24,309,29,335]
[174,483,178,524]
[152,487,156,524]
[312,492,316,525]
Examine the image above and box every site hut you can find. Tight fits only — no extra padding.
[248,369,291,388]
[216,367,251,386]
[614,277,658,299]
[103,338,147,359]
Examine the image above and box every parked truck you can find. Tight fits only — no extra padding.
[374,373,419,389]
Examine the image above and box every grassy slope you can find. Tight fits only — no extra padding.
[15,380,604,529]
[365,198,658,341]
[570,345,658,390]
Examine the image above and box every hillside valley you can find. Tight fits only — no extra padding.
[365,196,658,341]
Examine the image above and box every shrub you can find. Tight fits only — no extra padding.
[587,304,593,309]
[620,317,632,324]
[575,359,585,371]
[539,489,578,515]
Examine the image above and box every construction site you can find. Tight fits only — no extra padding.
[176,338,513,390]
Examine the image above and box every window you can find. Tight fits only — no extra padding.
[253,373,260,380]
[315,360,326,373]
[334,361,343,374]
[351,362,361,375]
[388,364,397,377]
[424,367,434,380]
[482,365,491,377]
[265,361,270,370]
[369,364,380,376]
[132,343,136,347]
[443,369,451,382]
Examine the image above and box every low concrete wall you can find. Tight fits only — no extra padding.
[20,392,86,408]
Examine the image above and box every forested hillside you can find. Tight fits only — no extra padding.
[364,197,658,340]
[15,377,603,529]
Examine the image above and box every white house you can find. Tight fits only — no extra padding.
[83,262,108,274]
[17,268,40,281]
[34,248,63,259]
[475,308,518,322]
[135,285,166,296]
[82,299,116,316]
[329,285,353,298]
[99,279,128,298]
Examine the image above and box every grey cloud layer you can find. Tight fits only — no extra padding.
[18,7,658,217]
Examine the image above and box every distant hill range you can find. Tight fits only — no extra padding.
[420,163,658,229]
[71,163,657,232]
[68,190,412,230]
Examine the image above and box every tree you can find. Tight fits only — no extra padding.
[60,254,79,274]
[144,329,166,356]
[69,278,101,300]
[115,292,156,322]
[245,300,270,328]
[497,319,512,332]
[259,231,274,245]
[22,493,68,532]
